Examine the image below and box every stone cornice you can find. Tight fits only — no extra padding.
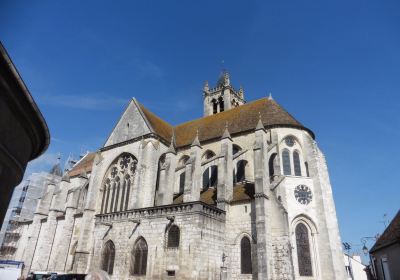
[96,201,225,223]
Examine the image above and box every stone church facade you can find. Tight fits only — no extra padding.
[14,73,346,279]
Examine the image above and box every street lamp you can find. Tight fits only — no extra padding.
[361,237,377,256]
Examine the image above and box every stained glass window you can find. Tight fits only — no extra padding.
[241,236,252,274]
[101,240,115,275]
[282,149,292,175]
[296,223,313,276]
[293,151,302,176]
[101,153,137,214]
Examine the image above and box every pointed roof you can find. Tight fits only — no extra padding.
[104,97,314,149]
[49,162,62,177]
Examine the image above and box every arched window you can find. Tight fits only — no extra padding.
[212,99,218,114]
[101,240,115,275]
[240,236,252,274]
[218,96,224,112]
[167,225,180,248]
[179,172,185,193]
[232,144,241,155]
[235,160,247,183]
[178,155,189,167]
[202,165,218,189]
[269,153,277,178]
[202,150,216,161]
[131,238,148,276]
[295,223,313,276]
[293,151,302,176]
[78,184,88,210]
[101,153,137,214]
[282,149,291,175]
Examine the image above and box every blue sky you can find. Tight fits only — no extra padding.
[1,0,399,258]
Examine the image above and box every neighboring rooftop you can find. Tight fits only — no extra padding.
[370,210,400,253]
[68,152,96,178]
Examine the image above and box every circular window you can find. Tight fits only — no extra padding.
[294,185,312,205]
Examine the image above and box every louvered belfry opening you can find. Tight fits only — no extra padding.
[296,223,313,276]
[131,237,148,276]
[167,225,180,248]
[101,240,115,275]
[240,236,252,274]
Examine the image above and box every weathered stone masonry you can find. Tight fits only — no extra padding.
[14,72,347,280]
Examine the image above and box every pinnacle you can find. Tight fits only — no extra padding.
[221,122,232,140]
[191,129,201,148]
[255,112,265,131]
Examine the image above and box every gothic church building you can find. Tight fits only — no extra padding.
[15,73,346,279]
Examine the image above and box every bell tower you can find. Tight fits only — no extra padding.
[203,71,246,116]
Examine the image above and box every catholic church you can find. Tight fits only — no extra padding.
[13,72,347,279]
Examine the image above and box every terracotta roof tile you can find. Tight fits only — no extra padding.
[370,210,400,253]
[139,103,174,142]
[68,152,96,178]
[137,97,314,148]
[172,182,255,205]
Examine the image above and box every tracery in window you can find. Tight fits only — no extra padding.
[295,223,313,276]
[167,225,180,248]
[293,150,302,176]
[282,149,292,175]
[101,153,137,214]
[101,240,115,275]
[131,237,148,276]
[241,236,252,274]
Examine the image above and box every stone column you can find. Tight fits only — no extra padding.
[24,181,56,273]
[253,118,270,279]
[21,213,46,276]
[157,139,177,205]
[73,153,103,274]
[139,139,159,208]
[183,133,202,202]
[47,177,77,272]
[216,126,233,210]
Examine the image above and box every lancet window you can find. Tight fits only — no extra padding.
[167,225,180,248]
[100,153,137,214]
[131,237,148,276]
[241,236,252,274]
[295,223,313,276]
[101,240,115,275]
[282,149,292,175]
[293,150,302,176]
[235,160,247,183]
[202,165,218,189]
